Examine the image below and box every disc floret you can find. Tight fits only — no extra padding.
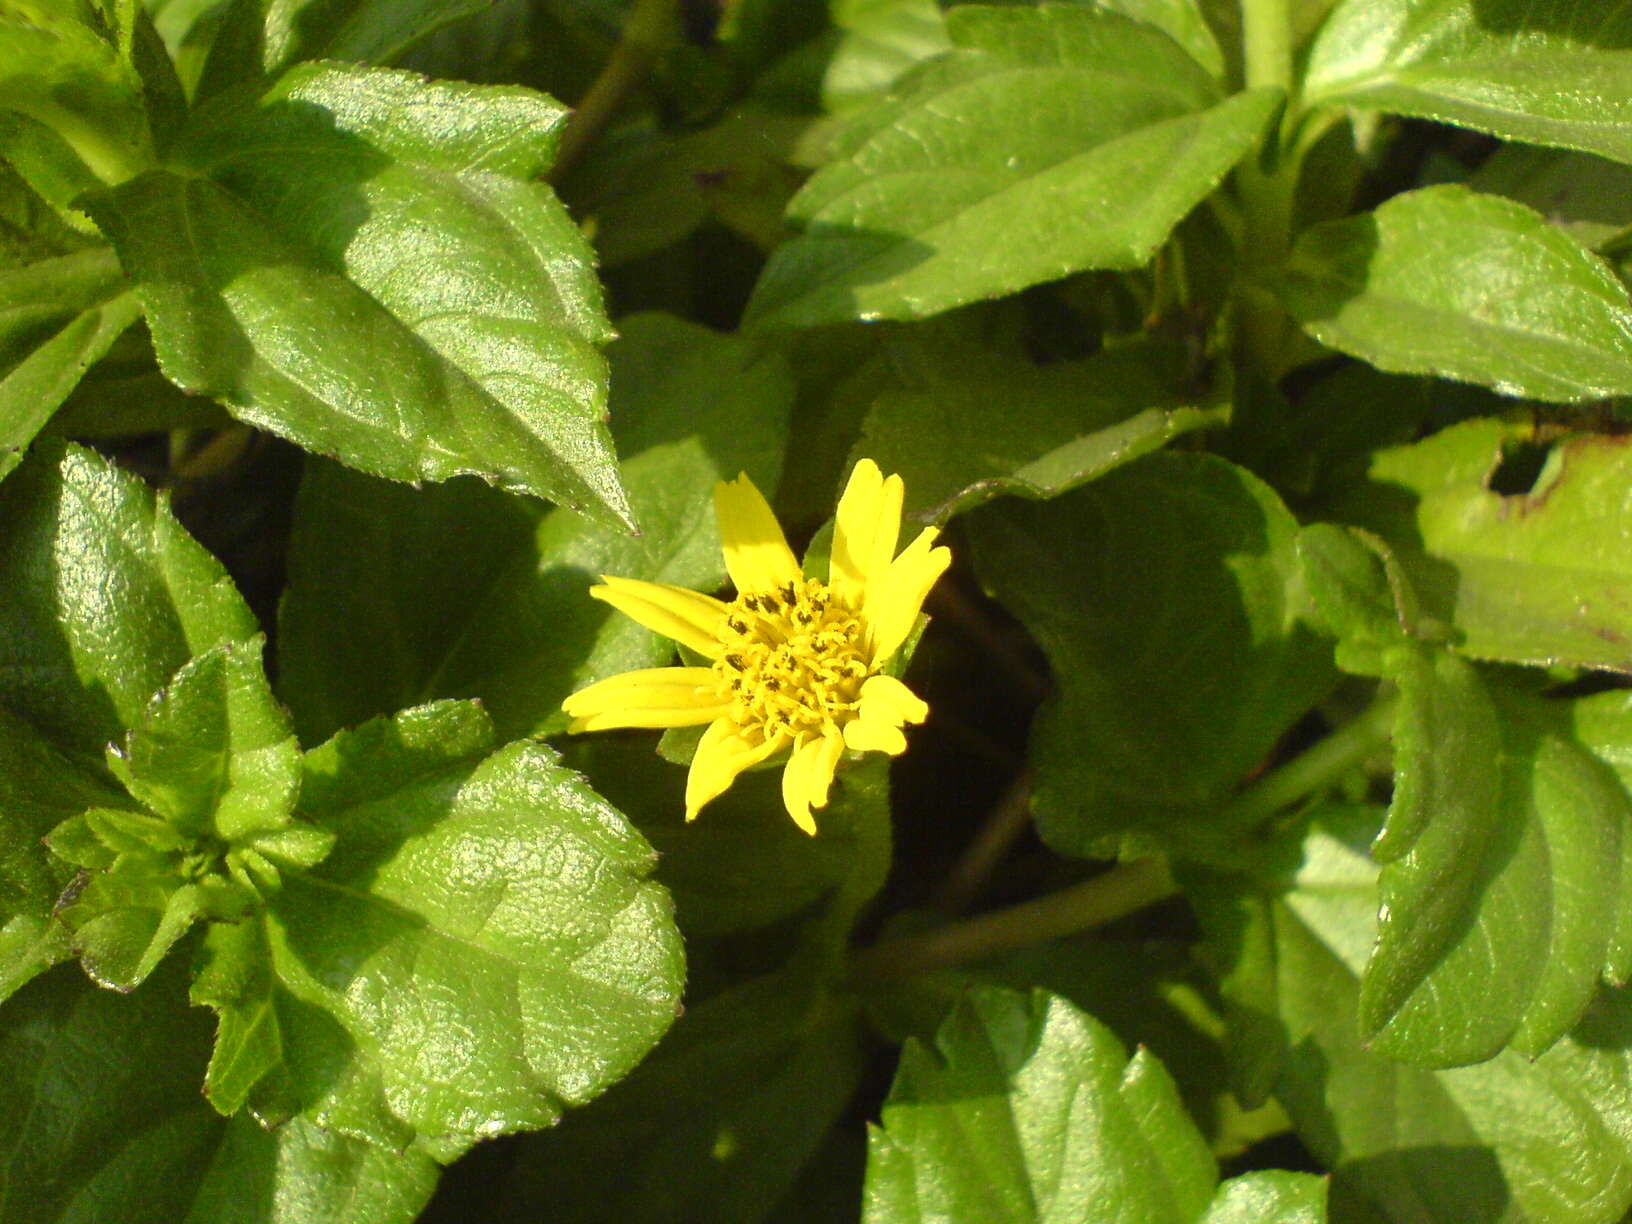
[717,578,870,741]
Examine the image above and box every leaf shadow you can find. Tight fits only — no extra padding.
[1284,1038,1516,1223]
[1470,0,1632,48]
[752,219,941,327]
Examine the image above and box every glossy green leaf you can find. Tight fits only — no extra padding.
[1328,417,1632,674]
[1304,0,1632,165]
[0,441,258,764]
[746,5,1278,328]
[862,985,1326,1223]
[857,336,1227,523]
[1377,652,1629,1064]
[967,453,1334,859]
[1299,526,1632,1064]
[0,960,439,1224]
[278,311,792,744]
[59,854,230,990]
[241,701,684,1150]
[84,62,630,525]
[1199,1173,1327,1224]
[971,938,1292,1159]
[41,635,330,993]
[493,969,868,1224]
[1280,186,1632,401]
[108,639,300,843]
[0,246,140,483]
[0,443,260,998]
[1193,810,1632,1224]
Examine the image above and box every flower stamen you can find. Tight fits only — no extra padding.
[714,576,870,744]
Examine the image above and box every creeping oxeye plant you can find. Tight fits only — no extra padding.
[563,460,949,833]
[9,0,1632,1221]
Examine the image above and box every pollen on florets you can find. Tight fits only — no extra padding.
[714,577,870,740]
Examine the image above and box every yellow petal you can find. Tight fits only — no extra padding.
[685,718,785,821]
[859,673,929,724]
[780,729,845,836]
[843,674,929,755]
[562,667,728,732]
[843,716,906,756]
[590,576,728,659]
[831,459,903,608]
[865,526,952,664]
[713,474,801,596]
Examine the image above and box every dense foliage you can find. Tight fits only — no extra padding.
[4,0,1632,1220]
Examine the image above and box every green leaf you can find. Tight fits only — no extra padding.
[564,737,861,936]
[822,0,950,113]
[0,0,154,183]
[492,969,869,1224]
[190,915,285,1117]
[1327,417,1632,674]
[971,937,1292,1159]
[1469,143,1632,252]
[278,311,793,744]
[1304,0,1632,166]
[0,441,258,763]
[0,246,140,483]
[108,639,301,843]
[83,62,631,525]
[1299,525,1632,1063]
[250,701,683,1150]
[1564,690,1632,978]
[1279,185,1632,401]
[0,155,92,264]
[861,985,1325,1223]
[0,960,439,1224]
[1247,362,1506,502]
[856,336,1228,522]
[745,5,1278,328]
[1376,652,1631,1064]
[60,856,228,990]
[197,0,491,97]
[1199,1172,1328,1224]
[0,705,124,1001]
[967,452,1334,859]
[1095,0,1225,81]
[1192,809,1632,1224]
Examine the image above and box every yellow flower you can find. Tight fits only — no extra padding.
[562,460,951,835]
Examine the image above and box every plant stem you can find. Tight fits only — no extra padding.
[550,0,676,182]
[929,770,1034,915]
[848,857,1176,984]
[1217,694,1397,834]
[1235,0,1299,376]
[1240,0,1293,95]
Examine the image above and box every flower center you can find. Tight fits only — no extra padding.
[715,578,870,741]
